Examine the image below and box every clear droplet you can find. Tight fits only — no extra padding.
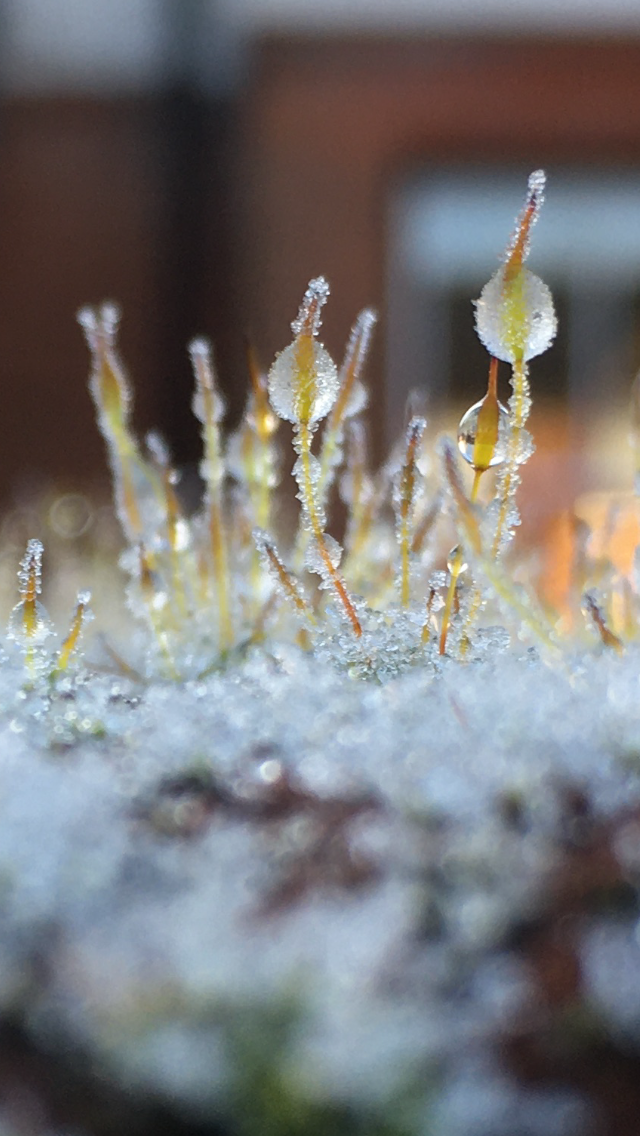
[7,599,54,647]
[457,399,510,467]
[447,545,468,575]
[475,267,556,363]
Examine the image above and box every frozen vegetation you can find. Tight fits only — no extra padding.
[0,173,638,1134]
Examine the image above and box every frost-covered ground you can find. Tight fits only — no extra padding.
[0,645,639,1134]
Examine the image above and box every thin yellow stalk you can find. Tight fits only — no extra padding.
[190,339,233,653]
[490,357,529,559]
[162,469,188,620]
[254,529,316,629]
[439,474,481,657]
[317,308,375,505]
[54,591,91,674]
[342,423,376,569]
[245,338,278,531]
[20,542,42,678]
[298,419,362,637]
[78,304,155,543]
[396,417,426,608]
[138,544,179,679]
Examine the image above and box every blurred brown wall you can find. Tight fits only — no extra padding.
[237,34,640,456]
[0,97,162,497]
[4,33,640,500]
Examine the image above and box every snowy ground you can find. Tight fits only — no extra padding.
[0,644,638,1133]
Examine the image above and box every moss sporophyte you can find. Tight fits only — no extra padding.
[7,169,634,682]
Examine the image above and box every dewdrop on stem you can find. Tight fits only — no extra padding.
[475,171,556,366]
[457,358,510,477]
[269,278,362,637]
[190,337,233,653]
[447,545,468,576]
[267,277,339,427]
[457,400,509,469]
[469,172,555,582]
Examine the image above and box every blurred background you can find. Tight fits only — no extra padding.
[4,0,640,552]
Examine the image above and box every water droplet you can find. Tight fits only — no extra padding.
[457,399,510,467]
[447,545,468,575]
[7,599,55,646]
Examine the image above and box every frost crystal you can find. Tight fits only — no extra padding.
[305,533,343,576]
[291,275,331,337]
[18,538,43,597]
